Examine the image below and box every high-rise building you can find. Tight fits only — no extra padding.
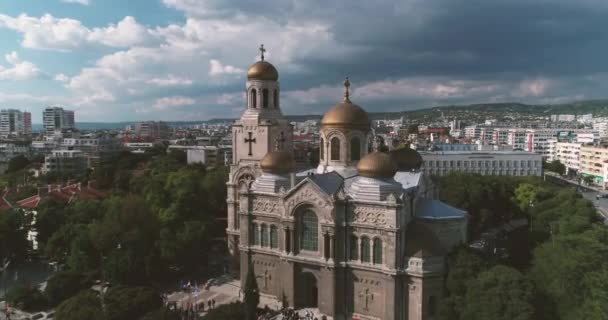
[43,107,76,136]
[0,109,32,137]
[133,121,170,140]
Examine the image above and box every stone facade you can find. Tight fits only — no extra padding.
[226,52,467,320]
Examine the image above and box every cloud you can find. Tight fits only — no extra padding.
[54,73,70,82]
[153,96,196,110]
[0,52,40,80]
[61,0,90,5]
[209,59,243,76]
[0,14,157,51]
[146,75,193,87]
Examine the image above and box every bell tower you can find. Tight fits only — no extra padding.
[227,45,293,272]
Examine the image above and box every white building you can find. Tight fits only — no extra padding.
[185,146,231,167]
[43,150,87,174]
[593,121,608,138]
[0,109,32,137]
[579,144,608,189]
[554,142,582,175]
[420,151,543,177]
[43,107,75,136]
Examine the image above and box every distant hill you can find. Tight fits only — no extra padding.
[31,99,608,131]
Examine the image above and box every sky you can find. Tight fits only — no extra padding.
[0,0,608,123]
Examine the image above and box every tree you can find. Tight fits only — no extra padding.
[0,209,31,263]
[45,271,89,306]
[460,265,535,320]
[544,160,566,175]
[243,264,259,320]
[104,286,162,320]
[35,199,69,247]
[5,283,47,312]
[55,290,104,320]
[513,183,540,212]
[6,155,30,173]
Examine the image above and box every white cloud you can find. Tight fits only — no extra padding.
[146,75,193,87]
[0,14,156,51]
[61,0,90,5]
[54,73,70,82]
[209,59,243,76]
[153,96,196,110]
[516,79,550,97]
[0,51,40,80]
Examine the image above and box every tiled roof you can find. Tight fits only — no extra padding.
[416,198,467,220]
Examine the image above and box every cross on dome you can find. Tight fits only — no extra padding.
[344,76,351,102]
[259,44,266,61]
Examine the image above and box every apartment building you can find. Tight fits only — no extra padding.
[579,144,608,189]
[420,151,543,177]
[554,142,582,175]
[43,107,75,136]
[0,109,32,137]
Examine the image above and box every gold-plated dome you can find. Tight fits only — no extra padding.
[389,147,423,171]
[260,151,295,174]
[357,151,398,179]
[321,77,370,131]
[247,61,279,81]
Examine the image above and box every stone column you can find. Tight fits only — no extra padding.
[357,237,362,264]
[329,233,335,263]
[290,229,295,254]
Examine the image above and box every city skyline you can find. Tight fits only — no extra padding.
[1,0,608,123]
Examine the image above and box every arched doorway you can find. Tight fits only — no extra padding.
[299,272,318,308]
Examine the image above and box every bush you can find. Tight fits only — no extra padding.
[104,286,162,320]
[45,271,90,306]
[6,283,48,312]
[55,290,104,320]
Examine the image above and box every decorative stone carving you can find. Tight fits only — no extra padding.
[286,185,328,213]
[253,198,279,214]
[348,206,387,226]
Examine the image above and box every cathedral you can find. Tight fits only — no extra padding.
[226,46,467,320]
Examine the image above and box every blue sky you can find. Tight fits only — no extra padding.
[1,0,608,123]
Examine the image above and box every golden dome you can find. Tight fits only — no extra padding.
[247,61,279,81]
[389,147,423,171]
[321,77,370,131]
[357,151,398,179]
[321,101,370,130]
[260,150,295,174]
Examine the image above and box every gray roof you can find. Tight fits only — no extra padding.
[309,171,344,195]
[416,199,466,220]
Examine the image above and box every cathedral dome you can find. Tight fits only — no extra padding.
[389,147,423,171]
[260,150,295,174]
[357,151,398,179]
[320,77,370,131]
[247,61,279,81]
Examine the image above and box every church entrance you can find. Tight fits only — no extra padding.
[299,272,318,308]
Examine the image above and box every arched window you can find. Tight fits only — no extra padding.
[260,224,268,247]
[350,137,361,161]
[262,89,269,108]
[361,237,370,263]
[350,235,359,260]
[250,89,257,108]
[270,225,278,249]
[331,137,341,161]
[299,209,318,251]
[373,238,383,264]
[273,89,279,108]
[252,223,259,245]
[320,138,324,160]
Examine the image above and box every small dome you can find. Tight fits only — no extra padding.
[260,150,295,174]
[389,147,423,171]
[321,101,370,131]
[357,151,398,179]
[247,61,279,81]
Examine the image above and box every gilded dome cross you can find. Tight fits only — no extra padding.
[259,44,266,61]
[344,76,351,102]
